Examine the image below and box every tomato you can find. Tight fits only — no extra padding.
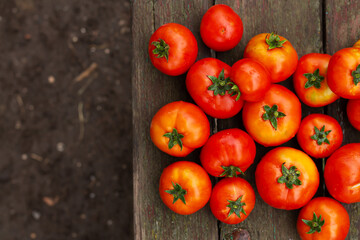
[293,53,339,107]
[150,101,210,157]
[148,23,198,76]
[244,33,298,83]
[200,4,243,52]
[230,58,271,102]
[324,143,360,204]
[354,39,360,48]
[200,128,256,177]
[255,147,319,210]
[347,99,360,131]
[327,48,360,99]
[210,177,255,224]
[186,58,244,119]
[159,161,212,215]
[297,197,350,240]
[297,114,343,158]
[242,84,301,147]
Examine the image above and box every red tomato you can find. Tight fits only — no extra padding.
[242,84,302,147]
[354,39,360,48]
[244,33,298,83]
[159,161,212,215]
[324,143,360,204]
[347,99,360,131]
[150,101,210,157]
[255,147,319,210]
[200,128,256,177]
[297,114,343,158]
[327,48,360,99]
[297,197,350,240]
[210,177,255,224]
[186,58,244,118]
[200,4,243,52]
[148,23,198,76]
[230,58,271,102]
[293,53,339,107]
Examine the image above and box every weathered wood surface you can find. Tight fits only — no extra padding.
[132,0,360,239]
[325,0,360,239]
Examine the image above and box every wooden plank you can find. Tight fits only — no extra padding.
[325,0,360,239]
[132,0,218,239]
[214,0,323,239]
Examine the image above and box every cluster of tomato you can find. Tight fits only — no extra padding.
[148,4,360,239]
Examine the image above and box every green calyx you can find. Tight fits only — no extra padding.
[151,39,170,61]
[227,195,247,218]
[207,69,241,101]
[165,182,187,205]
[277,163,302,189]
[311,125,331,145]
[352,64,360,86]
[265,32,287,50]
[220,166,244,178]
[163,128,184,150]
[262,104,286,130]
[304,69,324,89]
[302,212,325,234]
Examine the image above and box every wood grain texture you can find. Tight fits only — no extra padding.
[214,0,323,239]
[132,0,217,239]
[325,0,360,239]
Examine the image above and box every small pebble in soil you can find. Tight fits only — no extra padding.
[80,213,87,220]
[107,219,113,226]
[30,233,37,239]
[76,162,82,168]
[118,19,126,26]
[21,154,28,161]
[48,75,55,84]
[72,36,78,43]
[56,142,65,152]
[32,211,41,220]
[89,192,96,199]
[104,48,110,54]
[80,27,86,34]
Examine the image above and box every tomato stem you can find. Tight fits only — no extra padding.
[220,166,244,177]
[265,32,287,50]
[165,182,187,205]
[262,104,286,130]
[151,38,170,62]
[304,68,324,89]
[163,128,184,150]
[227,195,247,218]
[277,162,302,189]
[352,64,360,86]
[311,125,331,145]
[207,69,241,101]
[302,212,325,234]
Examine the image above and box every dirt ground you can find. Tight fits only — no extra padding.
[0,0,132,239]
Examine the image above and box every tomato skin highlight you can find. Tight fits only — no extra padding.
[148,23,198,76]
[255,147,319,210]
[244,33,298,83]
[242,84,302,147]
[200,128,256,177]
[150,101,210,157]
[186,58,244,119]
[200,4,243,52]
[293,53,339,107]
[231,58,271,102]
[210,177,255,224]
[347,99,360,131]
[327,47,360,99]
[159,161,212,215]
[297,197,350,240]
[324,143,360,204]
[297,114,343,158]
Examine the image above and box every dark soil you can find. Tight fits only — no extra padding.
[0,0,132,239]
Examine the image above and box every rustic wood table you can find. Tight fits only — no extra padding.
[132,0,360,239]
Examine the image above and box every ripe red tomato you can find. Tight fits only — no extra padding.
[354,39,360,48]
[150,101,210,157]
[159,161,212,215]
[255,147,319,210]
[242,84,301,147]
[148,23,198,76]
[324,143,360,204]
[293,53,339,107]
[186,58,244,119]
[327,48,360,99]
[200,128,256,177]
[244,33,298,83]
[297,114,343,158]
[230,58,271,102]
[297,197,350,240]
[200,4,243,52]
[347,99,360,131]
[210,177,255,224]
